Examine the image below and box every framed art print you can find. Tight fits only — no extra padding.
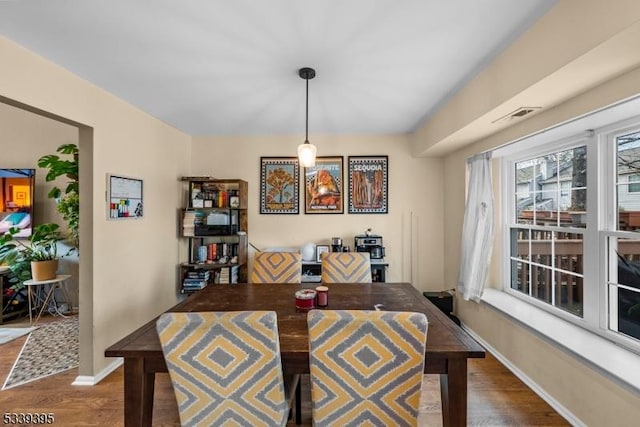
[304,156,344,214]
[260,157,299,214]
[348,155,388,214]
[316,245,329,262]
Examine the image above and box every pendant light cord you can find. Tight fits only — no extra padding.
[305,78,309,143]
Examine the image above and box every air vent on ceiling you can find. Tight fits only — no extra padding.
[492,106,541,124]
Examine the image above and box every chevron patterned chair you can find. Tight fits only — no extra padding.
[320,252,372,283]
[307,309,428,427]
[250,251,302,284]
[156,311,295,427]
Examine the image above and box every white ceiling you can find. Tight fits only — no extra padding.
[0,0,556,137]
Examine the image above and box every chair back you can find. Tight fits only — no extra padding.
[250,251,302,283]
[321,252,372,283]
[307,309,428,427]
[156,311,289,427]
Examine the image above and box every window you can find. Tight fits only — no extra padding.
[609,130,640,343]
[503,119,640,350]
[510,146,586,318]
[627,175,640,193]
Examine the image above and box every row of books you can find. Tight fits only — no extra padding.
[182,270,211,292]
[192,242,238,264]
[216,266,239,284]
[182,266,239,292]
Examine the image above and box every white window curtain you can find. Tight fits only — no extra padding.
[458,152,494,302]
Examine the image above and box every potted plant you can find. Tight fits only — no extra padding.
[38,143,79,250]
[0,222,64,284]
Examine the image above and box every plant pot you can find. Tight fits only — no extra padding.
[31,260,59,281]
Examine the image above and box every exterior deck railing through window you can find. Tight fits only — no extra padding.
[514,231,640,318]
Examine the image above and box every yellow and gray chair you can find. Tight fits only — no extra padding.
[156,311,295,427]
[251,251,302,284]
[307,309,428,427]
[320,252,372,283]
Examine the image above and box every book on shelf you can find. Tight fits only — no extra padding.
[182,281,207,291]
[186,271,211,280]
[215,266,239,284]
[183,210,197,237]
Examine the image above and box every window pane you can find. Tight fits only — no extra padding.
[533,190,558,226]
[555,272,583,317]
[516,194,534,224]
[566,146,587,190]
[511,228,529,260]
[615,238,640,288]
[618,287,640,341]
[555,231,583,274]
[511,260,529,294]
[565,147,588,228]
[609,235,640,341]
[617,131,640,231]
[566,189,587,228]
[531,229,553,267]
[532,265,552,304]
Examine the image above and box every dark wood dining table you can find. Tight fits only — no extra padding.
[105,282,485,426]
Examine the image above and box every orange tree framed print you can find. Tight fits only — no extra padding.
[348,155,388,214]
[304,156,344,214]
[260,157,299,214]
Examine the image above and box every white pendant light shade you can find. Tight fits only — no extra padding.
[298,67,317,167]
[298,141,317,167]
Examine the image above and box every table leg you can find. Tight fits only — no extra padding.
[59,281,72,314]
[295,378,302,425]
[33,285,56,326]
[124,358,156,427]
[27,286,34,325]
[440,358,468,427]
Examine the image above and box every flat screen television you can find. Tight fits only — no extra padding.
[0,169,35,238]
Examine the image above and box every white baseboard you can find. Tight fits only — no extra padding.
[72,358,123,386]
[460,322,584,427]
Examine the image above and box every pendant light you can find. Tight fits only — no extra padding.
[297,67,317,167]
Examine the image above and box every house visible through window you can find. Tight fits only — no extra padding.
[504,121,640,350]
[627,175,640,193]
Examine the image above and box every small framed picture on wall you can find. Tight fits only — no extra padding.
[316,245,330,262]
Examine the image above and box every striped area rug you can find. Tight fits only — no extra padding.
[2,316,78,390]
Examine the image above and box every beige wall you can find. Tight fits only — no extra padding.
[0,102,80,306]
[192,134,445,290]
[443,66,640,425]
[0,30,446,378]
[0,35,192,376]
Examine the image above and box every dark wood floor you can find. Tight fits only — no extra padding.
[0,314,570,426]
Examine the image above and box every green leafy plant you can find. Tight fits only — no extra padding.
[37,143,79,249]
[0,223,63,289]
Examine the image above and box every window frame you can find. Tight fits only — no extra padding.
[502,134,595,324]
[500,115,640,354]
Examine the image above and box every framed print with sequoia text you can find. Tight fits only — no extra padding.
[348,156,388,214]
[260,157,299,214]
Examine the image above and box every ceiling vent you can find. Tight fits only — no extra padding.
[492,106,541,124]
